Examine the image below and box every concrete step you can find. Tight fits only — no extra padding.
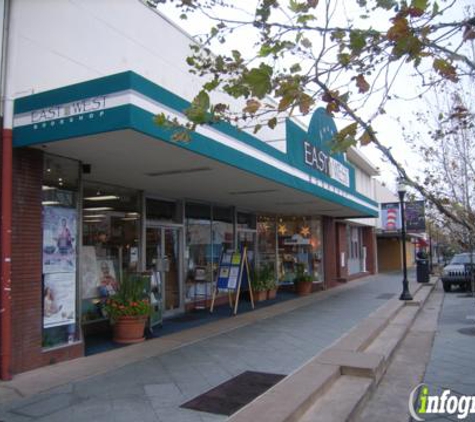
[228,361,340,422]
[298,375,373,422]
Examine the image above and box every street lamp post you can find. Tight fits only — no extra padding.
[398,180,413,301]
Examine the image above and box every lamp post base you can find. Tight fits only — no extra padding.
[399,289,413,301]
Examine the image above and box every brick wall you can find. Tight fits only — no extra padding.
[322,217,337,288]
[362,227,376,274]
[11,148,82,374]
[336,223,349,282]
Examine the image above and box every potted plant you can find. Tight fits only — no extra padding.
[260,264,278,300]
[294,263,313,296]
[252,268,269,302]
[104,273,152,344]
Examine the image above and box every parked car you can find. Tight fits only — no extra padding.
[441,252,475,292]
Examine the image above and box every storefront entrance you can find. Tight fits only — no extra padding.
[146,226,183,317]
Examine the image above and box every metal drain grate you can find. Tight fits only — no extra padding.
[181,371,285,416]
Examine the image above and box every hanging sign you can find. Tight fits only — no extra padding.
[381,202,401,231]
[405,201,426,232]
[211,247,254,315]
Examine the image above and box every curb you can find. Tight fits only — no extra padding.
[227,280,437,422]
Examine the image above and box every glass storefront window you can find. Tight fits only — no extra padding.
[185,203,212,304]
[257,215,276,273]
[42,154,80,349]
[81,182,140,323]
[277,217,323,284]
[237,212,256,230]
[146,198,181,223]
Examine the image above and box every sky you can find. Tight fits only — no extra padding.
[153,0,474,191]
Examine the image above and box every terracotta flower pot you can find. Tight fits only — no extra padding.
[295,281,312,296]
[112,315,148,344]
[254,290,268,302]
[267,288,277,300]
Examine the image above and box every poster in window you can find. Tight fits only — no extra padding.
[97,259,119,298]
[81,246,99,299]
[43,206,77,274]
[43,272,76,328]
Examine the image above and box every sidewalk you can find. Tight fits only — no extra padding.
[356,281,475,422]
[0,272,417,422]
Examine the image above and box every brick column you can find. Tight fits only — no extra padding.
[362,227,376,274]
[336,223,348,282]
[11,148,44,373]
[11,148,83,374]
[322,216,337,288]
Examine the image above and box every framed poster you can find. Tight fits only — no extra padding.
[43,272,76,328]
[43,206,77,274]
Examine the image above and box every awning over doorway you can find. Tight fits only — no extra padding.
[13,71,378,217]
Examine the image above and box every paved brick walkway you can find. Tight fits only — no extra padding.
[0,272,413,422]
[421,287,475,422]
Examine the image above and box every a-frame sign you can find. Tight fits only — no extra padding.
[210,247,254,315]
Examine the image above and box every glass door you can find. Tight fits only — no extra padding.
[146,226,183,317]
[238,230,257,271]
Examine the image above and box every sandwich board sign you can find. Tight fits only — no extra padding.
[210,247,254,315]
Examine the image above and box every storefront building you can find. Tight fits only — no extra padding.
[0,1,379,377]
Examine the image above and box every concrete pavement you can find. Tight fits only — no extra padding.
[0,271,460,422]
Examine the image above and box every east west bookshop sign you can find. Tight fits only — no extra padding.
[287,108,351,188]
[30,95,107,124]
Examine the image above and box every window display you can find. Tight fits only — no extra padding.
[257,216,276,272]
[81,182,140,323]
[185,204,235,306]
[277,217,323,284]
[185,203,212,305]
[42,154,80,349]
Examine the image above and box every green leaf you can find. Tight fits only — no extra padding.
[253,123,263,134]
[337,53,351,67]
[411,0,428,12]
[375,0,397,10]
[301,38,312,48]
[194,90,210,110]
[290,63,302,73]
[154,113,168,127]
[242,64,273,99]
[349,30,367,54]
[431,1,440,16]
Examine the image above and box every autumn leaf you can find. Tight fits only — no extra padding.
[387,17,409,42]
[268,117,278,129]
[433,58,458,82]
[298,93,314,115]
[243,99,262,114]
[355,74,370,93]
[360,129,373,145]
[339,122,358,138]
